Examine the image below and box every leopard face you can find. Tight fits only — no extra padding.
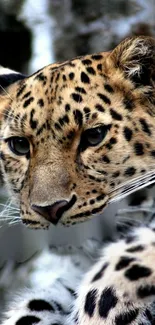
[0,36,155,229]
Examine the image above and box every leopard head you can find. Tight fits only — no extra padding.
[0,36,155,229]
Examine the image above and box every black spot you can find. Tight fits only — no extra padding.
[30,109,38,129]
[124,127,133,141]
[37,99,44,107]
[97,63,102,71]
[28,299,54,311]
[54,301,64,313]
[55,122,61,130]
[23,91,31,99]
[145,309,153,321]
[84,289,97,317]
[134,142,144,155]
[125,264,152,281]
[35,123,45,136]
[98,93,111,105]
[63,74,67,81]
[92,262,108,282]
[115,308,139,325]
[35,72,47,83]
[139,118,151,136]
[83,107,90,120]
[72,93,83,103]
[151,150,155,157]
[96,193,106,201]
[110,108,122,120]
[98,287,118,318]
[124,167,136,176]
[0,151,5,160]
[81,71,90,83]
[91,203,106,214]
[69,72,74,80]
[70,203,106,220]
[112,171,120,177]
[86,67,96,75]
[59,115,69,126]
[65,286,76,297]
[67,130,75,140]
[104,84,114,93]
[65,104,70,112]
[115,256,136,271]
[95,104,105,112]
[123,97,135,111]
[137,285,155,298]
[91,54,103,60]
[22,219,41,226]
[16,84,26,97]
[82,59,92,65]
[92,112,97,119]
[126,245,145,253]
[102,155,110,163]
[15,316,40,325]
[75,88,86,97]
[73,110,83,127]
[23,97,34,108]
[110,137,117,144]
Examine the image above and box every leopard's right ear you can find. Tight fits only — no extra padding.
[109,36,155,87]
[0,66,25,92]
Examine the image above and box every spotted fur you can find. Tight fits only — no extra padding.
[71,226,155,325]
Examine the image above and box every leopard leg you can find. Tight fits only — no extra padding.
[2,285,75,325]
[71,226,155,325]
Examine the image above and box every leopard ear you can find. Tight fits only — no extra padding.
[0,67,25,119]
[0,66,25,92]
[111,36,155,87]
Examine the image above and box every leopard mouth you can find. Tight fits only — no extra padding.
[109,170,155,203]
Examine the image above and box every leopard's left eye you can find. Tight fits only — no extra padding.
[6,137,30,156]
[80,125,111,151]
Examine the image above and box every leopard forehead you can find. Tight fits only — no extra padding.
[4,53,135,142]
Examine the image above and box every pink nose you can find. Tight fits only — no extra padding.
[31,200,69,225]
[31,195,77,225]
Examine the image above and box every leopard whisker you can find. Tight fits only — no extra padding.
[0,84,14,101]
[109,171,155,203]
[8,219,21,225]
[118,207,155,214]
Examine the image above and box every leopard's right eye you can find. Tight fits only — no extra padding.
[79,124,111,152]
[6,137,30,156]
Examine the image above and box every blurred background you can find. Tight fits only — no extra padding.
[0,0,154,308]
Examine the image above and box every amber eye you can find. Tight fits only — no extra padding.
[80,125,111,151]
[7,137,30,156]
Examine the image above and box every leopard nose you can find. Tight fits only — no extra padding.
[31,200,69,225]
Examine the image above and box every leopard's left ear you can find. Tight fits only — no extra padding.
[110,36,155,87]
[0,66,25,92]
[0,67,26,120]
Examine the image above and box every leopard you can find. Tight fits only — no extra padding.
[1,36,155,324]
